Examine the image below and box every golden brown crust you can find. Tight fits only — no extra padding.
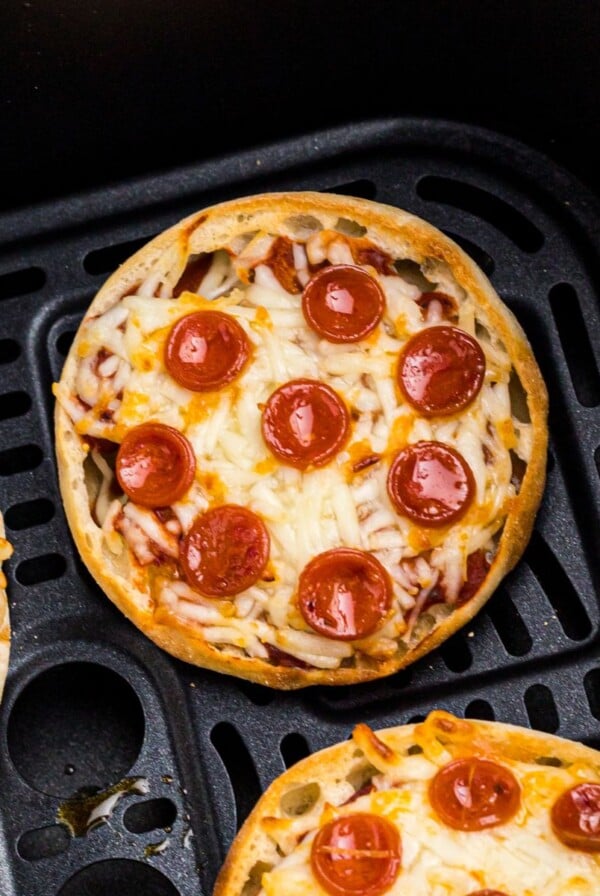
[0,513,12,701]
[54,191,548,688]
[213,710,600,896]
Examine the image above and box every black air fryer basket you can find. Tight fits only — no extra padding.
[0,118,599,895]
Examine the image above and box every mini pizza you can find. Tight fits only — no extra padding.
[53,191,548,687]
[0,512,12,700]
[213,710,600,896]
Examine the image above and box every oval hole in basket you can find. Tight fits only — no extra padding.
[465,699,495,721]
[236,680,275,706]
[7,662,145,797]
[524,684,560,733]
[84,235,156,276]
[549,283,600,407]
[123,798,177,834]
[56,330,77,358]
[485,587,532,657]
[524,530,591,641]
[324,179,377,200]
[5,498,55,531]
[280,732,310,769]
[210,722,261,831]
[0,338,21,364]
[443,229,495,276]
[58,859,180,896]
[16,553,67,585]
[0,266,46,300]
[18,824,70,861]
[584,668,600,720]
[439,631,472,673]
[0,391,31,421]
[0,443,43,475]
[416,176,543,253]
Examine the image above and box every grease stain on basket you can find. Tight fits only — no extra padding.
[144,835,170,858]
[57,776,149,837]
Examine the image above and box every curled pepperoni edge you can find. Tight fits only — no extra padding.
[115,422,196,508]
[164,310,250,392]
[386,440,475,528]
[397,324,486,417]
[310,812,402,896]
[180,504,270,598]
[261,378,350,470]
[428,757,521,832]
[550,782,600,852]
[298,548,393,641]
[301,264,385,343]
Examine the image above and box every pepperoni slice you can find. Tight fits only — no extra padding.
[311,813,401,896]
[261,379,350,469]
[398,325,485,416]
[429,757,521,831]
[298,548,392,641]
[387,441,475,527]
[302,265,385,343]
[164,310,250,392]
[116,423,196,508]
[551,783,600,852]
[180,505,270,597]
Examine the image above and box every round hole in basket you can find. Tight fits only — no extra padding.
[7,662,145,798]
[57,859,180,896]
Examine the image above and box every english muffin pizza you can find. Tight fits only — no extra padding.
[213,710,600,896]
[53,191,548,687]
[0,513,12,700]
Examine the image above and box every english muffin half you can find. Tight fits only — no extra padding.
[54,192,548,688]
[214,710,600,896]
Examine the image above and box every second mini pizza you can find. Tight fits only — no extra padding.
[213,711,600,895]
[53,191,548,687]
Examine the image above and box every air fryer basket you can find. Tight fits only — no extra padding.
[0,117,599,895]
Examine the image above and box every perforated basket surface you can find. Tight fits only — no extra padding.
[0,117,599,896]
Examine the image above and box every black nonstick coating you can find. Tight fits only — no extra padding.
[0,117,599,895]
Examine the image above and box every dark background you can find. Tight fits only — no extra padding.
[2,0,600,212]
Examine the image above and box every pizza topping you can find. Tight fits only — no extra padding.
[398,325,486,416]
[263,643,312,669]
[310,813,401,896]
[551,782,600,852]
[180,504,270,597]
[164,310,250,392]
[298,548,392,641]
[352,242,393,275]
[116,422,196,508]
[266,236,302,294]
[429,757,521,831]
[261,379,350,469]
[416,290,458,323]
[302,265,385,343]
[456,549,491,606]
[387,441,475,527]
[173,253,212,297]
[466,891,510,896]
